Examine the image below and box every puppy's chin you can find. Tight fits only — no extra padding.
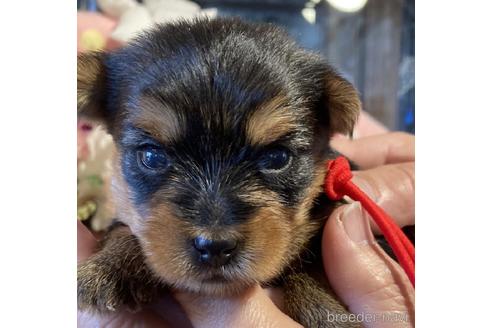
[148,254,282,296]
[178,276,257,296]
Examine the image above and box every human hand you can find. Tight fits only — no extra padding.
[323,132,415,328]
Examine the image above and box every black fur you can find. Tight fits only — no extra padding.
[105,18,331,224]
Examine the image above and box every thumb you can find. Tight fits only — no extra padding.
[323,203,415,328]
[351,162,415,233]
[173,285,301,328]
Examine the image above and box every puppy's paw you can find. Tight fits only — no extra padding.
[77,256,159,313]
[77,258,125,313]
[284,273,362,328]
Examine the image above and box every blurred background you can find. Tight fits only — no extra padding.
[77,0,414,230]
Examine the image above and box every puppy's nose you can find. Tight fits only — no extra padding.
[193,236,238,267]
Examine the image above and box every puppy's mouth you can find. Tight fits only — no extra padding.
[171,262,256,296]
[194,262,246,283]
[202,274,230,283]
[190,255,257,288]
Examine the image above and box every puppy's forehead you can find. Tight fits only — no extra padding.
[129,90,300,148]
[121,66,304,145]
[107,19,326,145]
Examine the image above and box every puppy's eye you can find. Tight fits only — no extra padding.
[137,147,169,171]
[258,148,291,172]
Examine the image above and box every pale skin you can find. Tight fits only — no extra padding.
[78,114,415,328]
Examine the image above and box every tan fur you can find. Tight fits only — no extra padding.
[238,208,291,283]
[325,76,361,135]
[132,96,185,144]
[77,52,106,120]
[110,150,145,230]
[140,191,292,296]
[287,164,327,261]
[140,204,197,289]
[127,163,325,298]
[108,144,329,297]
[246,95,296,146]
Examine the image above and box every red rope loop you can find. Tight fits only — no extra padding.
[324,157,353,200]
[324,156,415,287]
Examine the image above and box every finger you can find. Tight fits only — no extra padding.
[351,162,415,231]
[77,309,174,328]
[353,111,389,137]
[331,111,388,139]
[77,221,98,262]
[331,132,414,169]
[77,288,189,328]
[323,203,415,328]
[174,285,302,328]
[263,287,285,311]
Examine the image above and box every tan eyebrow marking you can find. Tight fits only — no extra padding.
[131,96,184,143]
[246,95,297,146]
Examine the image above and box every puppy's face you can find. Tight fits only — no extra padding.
[78,18,360,295]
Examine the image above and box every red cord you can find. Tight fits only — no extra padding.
[325,157,415,287]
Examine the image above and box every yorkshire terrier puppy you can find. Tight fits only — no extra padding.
[77,17,361,327]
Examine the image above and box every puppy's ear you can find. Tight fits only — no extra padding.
[323,68,361,136]
[78,52,108,123]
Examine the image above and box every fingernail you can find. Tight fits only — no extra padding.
[351,175,379,202]
[340,202,374,245]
